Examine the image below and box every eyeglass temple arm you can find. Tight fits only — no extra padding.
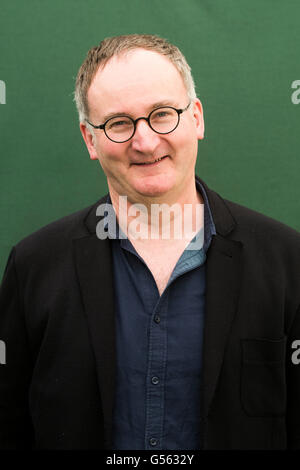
[177,101,191,115]
[85,119,105,130]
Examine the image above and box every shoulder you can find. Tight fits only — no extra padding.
[199,176,300,246]
[198,176,300,261]
[216,197,300,283]
[223,197,300,246]
[12,196,107,267]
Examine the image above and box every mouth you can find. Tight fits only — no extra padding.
[133,155,169,166]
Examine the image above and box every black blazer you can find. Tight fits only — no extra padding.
[0,177,300,450]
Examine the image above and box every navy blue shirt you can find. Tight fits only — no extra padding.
[108,180,216,450]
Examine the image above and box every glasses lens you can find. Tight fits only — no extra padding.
[149,107,179,134]
[105,116,134,142]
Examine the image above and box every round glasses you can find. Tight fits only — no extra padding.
[86,102,191,143]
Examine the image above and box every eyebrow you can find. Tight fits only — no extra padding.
[101,100,178,123]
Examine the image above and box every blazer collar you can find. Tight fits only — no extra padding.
[195,175,237,237]
[83,195,108,235]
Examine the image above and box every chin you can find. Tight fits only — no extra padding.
[133,179,174,199]
[139,189,169,199]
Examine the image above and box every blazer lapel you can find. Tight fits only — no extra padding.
[198,178,243,421]
[73,198,116,449]
[202,234,243,419]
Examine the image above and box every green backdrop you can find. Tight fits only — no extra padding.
[1,0,300,279]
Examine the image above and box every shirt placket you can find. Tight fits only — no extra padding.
[144,293,169,450]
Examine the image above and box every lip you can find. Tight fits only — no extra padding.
[132,155,169,166]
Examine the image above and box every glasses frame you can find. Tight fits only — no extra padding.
[86,101,191,143]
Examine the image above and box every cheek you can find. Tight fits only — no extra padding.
[174,128,198,161]
[95,142,128,175]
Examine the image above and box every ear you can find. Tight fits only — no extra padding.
[192,99,205,140]
[79,122,99,160]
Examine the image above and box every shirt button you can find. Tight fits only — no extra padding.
[149,438,158,447]
[151,376,159,385]
[154,315,160,324]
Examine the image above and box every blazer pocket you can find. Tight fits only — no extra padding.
[241,337,286,417]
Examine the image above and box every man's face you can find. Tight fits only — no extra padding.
[80,48,204,203]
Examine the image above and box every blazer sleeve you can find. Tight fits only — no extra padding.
[0,247,34,449]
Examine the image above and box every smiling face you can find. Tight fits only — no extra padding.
[80,48,204,205]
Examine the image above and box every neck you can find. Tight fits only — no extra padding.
[108,179,204,244]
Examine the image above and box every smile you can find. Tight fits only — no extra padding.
[134,156,168,166]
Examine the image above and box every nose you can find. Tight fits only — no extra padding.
[130,118,161,153]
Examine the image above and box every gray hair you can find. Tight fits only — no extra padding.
[74,34,197,127]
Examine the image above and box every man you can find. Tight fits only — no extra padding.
[0,34,300,450]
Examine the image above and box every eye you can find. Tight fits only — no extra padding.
[156,111,168,118]
[110,120,126,128]
[151,108,175,121]
[153,110,171,118]
[106,117,132,130]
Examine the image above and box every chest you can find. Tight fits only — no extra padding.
[112,253,206,450]
[129,240,188,295]
[143,258,176,295]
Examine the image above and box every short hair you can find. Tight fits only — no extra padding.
[74,34,197,124]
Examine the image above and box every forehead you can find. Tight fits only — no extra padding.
[87,49,187,116]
